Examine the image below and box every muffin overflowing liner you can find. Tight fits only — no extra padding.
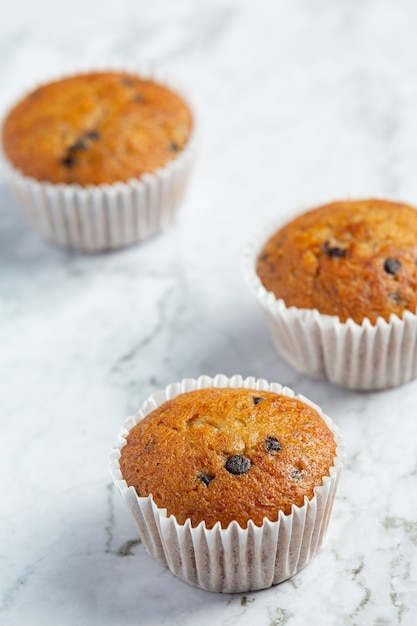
[109,374,344,593]
[243,209,417,391]
[0,66,196,252]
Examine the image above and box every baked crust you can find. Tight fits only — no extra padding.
[2,71,192,185]
[257,199,417,324]
[120,387,336,529]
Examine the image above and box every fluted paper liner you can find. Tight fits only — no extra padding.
[109,374,344,593]
[0,65,196,252]
[243,207,417,390]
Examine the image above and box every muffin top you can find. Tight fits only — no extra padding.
[119,387,337,529]
[2,71,192,185]
[256,199,417,324]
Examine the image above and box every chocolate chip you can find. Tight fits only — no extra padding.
[323,242,348,258]
[133,94,144,103]
[69,131,100,151]
[60,154,76,168]
[170,141,179,152]
[68,139,88,152]
[258,253,269,262]
[265,437,282,453]
[198,473,214,486]
[121,77,135,87]
[252,396,265,405]
[291,470,303,480]
[384,258,401,275]
[390,292,407,306]
[225,455,251,475]
[61,130,100,167]
[86,130,100,141]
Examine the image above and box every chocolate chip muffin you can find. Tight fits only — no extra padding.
[0,69,195,251]
[245,198,417,389]
[111,375,344,591]
[256,199,417,324]
[119,387,337,529]
[2,71,193,185]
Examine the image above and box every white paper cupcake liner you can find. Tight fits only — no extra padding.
[109,374,344,593]
[0,66,196,252]
[243,205,417,391]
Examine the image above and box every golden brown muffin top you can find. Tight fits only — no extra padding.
[119,387,336,529]
[2,71,192,185]
[256,199,417,324]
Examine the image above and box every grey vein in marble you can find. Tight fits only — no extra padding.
[2,1,417,625]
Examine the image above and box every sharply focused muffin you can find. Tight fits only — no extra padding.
[2,71,193,185]
[111,375,344,591]
[256,199,417,324]
[119,387,337,529]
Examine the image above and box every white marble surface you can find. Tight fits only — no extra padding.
[1,0,417,624]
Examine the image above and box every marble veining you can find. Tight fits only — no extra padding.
[2,0,417,624]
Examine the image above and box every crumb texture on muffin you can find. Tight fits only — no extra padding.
[119,387,336,529]
[256,199,417,324]
[2,71,193,185]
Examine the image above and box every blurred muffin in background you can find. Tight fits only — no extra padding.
[1,69,195,251]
